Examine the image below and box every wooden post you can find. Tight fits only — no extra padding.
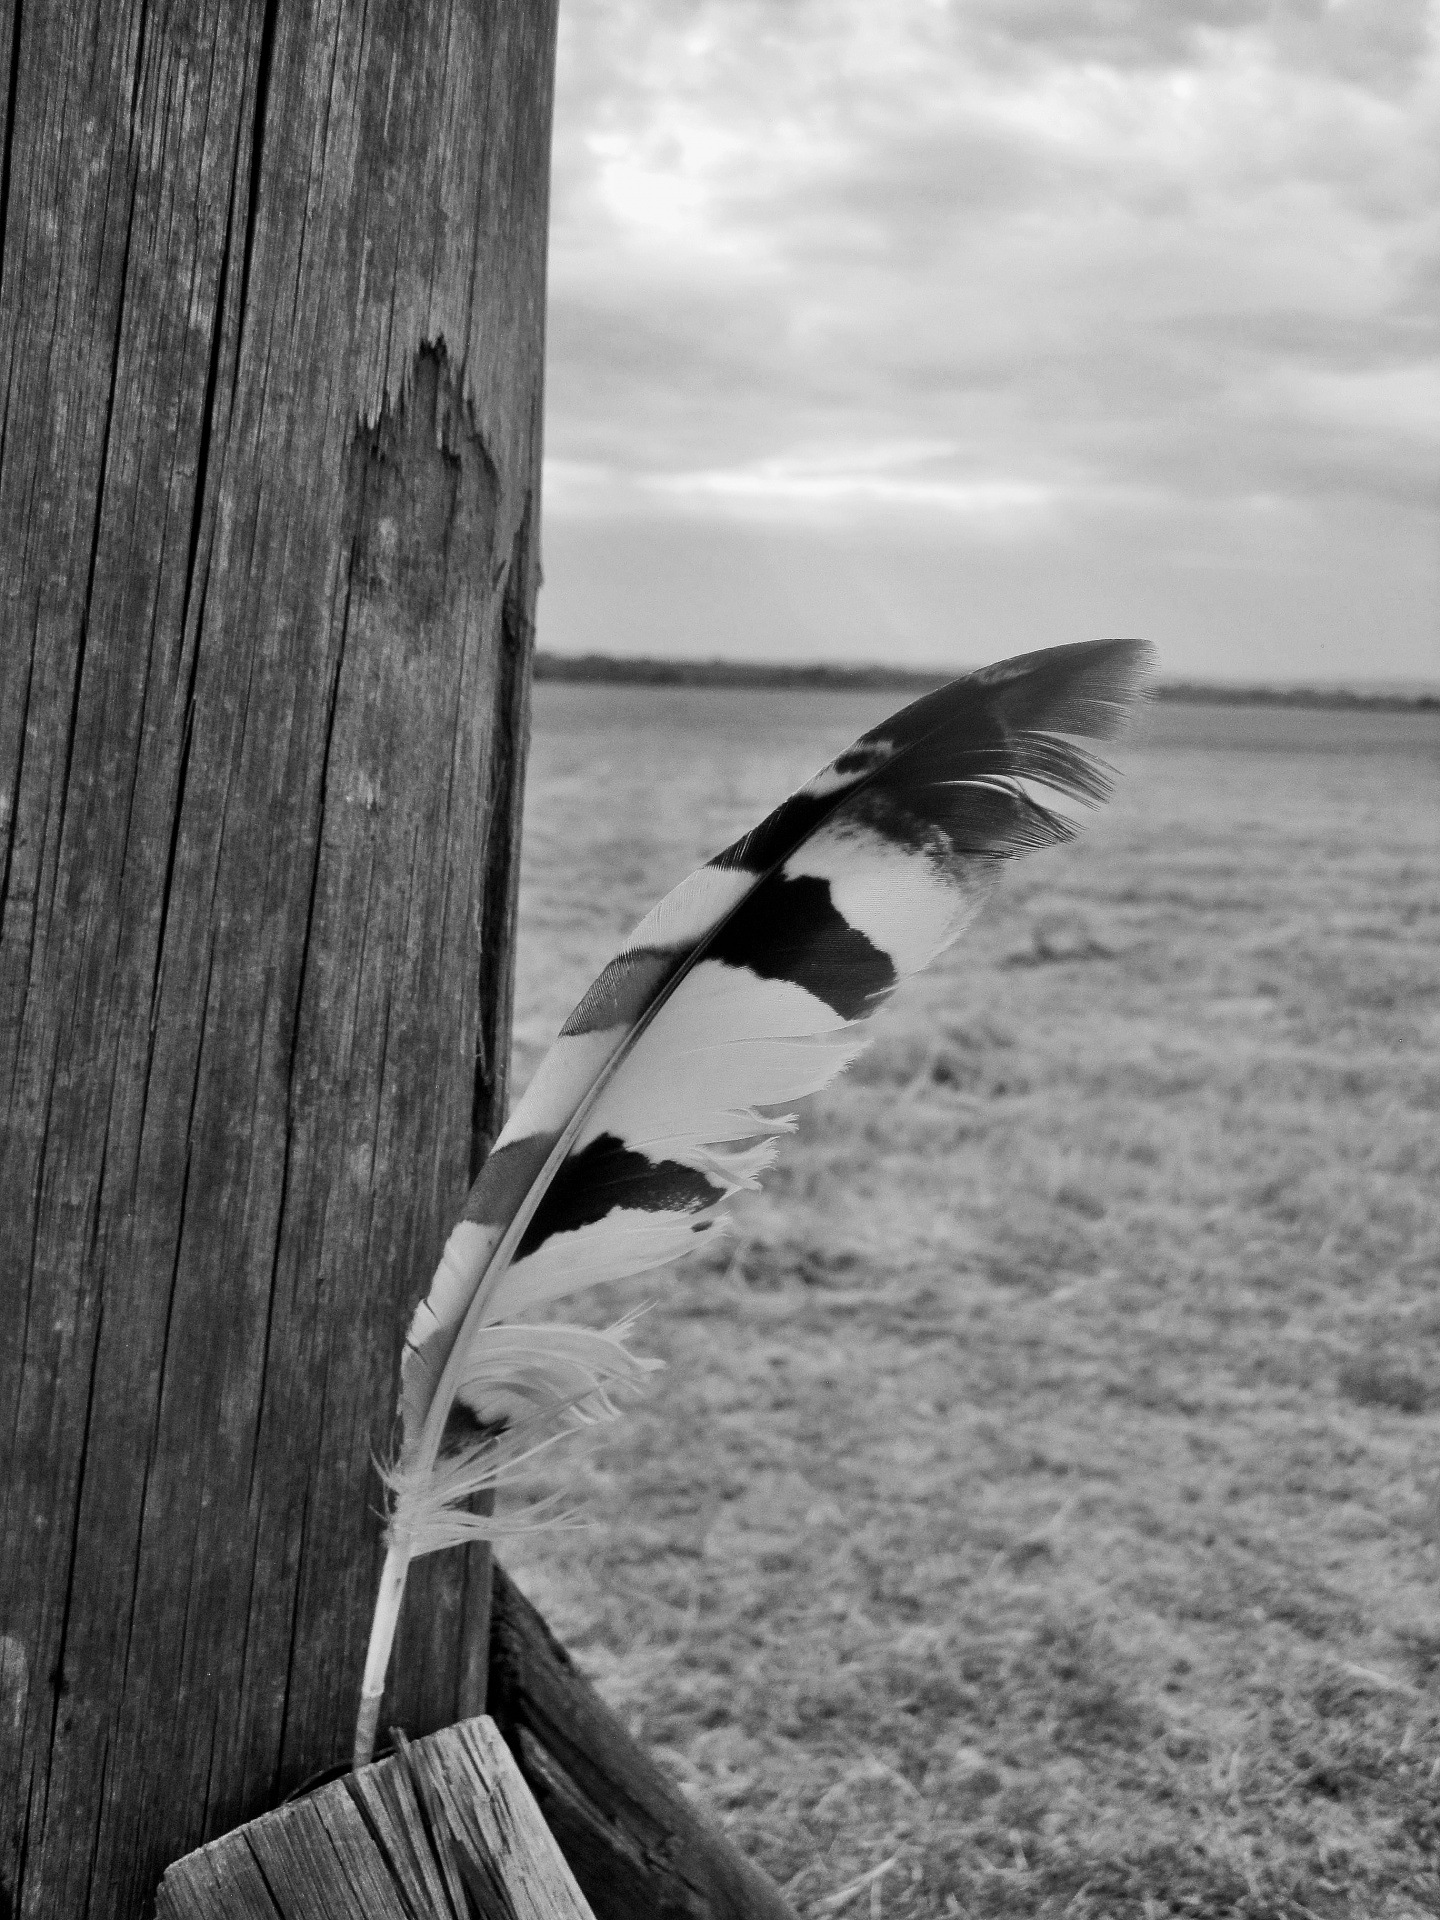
[0,4,556,1916]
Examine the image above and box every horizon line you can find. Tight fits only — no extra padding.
[533,650,1440,710]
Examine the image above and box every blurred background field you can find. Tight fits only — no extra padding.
[498,683,1440,1919]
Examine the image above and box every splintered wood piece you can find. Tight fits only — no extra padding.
[347,1748,467,1916]
[419,1719,599,1920]
[243,1792,407,1920]
[154,1714,594,1920]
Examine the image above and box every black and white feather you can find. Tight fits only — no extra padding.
[354,635,1151,1763]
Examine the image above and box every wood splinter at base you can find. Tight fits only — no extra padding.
[153,1715,595,1920]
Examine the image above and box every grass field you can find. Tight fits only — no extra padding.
[498,686,1440,1919]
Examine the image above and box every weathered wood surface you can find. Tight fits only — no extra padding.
[155,1715,596,1920]
[487,1566,799,1920]
[0,3,556,1915]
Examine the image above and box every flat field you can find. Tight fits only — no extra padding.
[499,684,1440,1919]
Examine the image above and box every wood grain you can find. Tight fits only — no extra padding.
[487,1565,799,1920]
[154,1715,595,1920]
[0,3,556,1914]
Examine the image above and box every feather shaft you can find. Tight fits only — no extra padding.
[354,1541,409,1768]
[415,1077,621,1474]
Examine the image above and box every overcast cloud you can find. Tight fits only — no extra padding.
[538,0,1438,683]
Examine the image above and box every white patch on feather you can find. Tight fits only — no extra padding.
[575,959,867,1165]
[485,1206,726,1319]
[802,739,895,797]
[624,863,755,952]
[399,1221,504,1434]
[784,820,972,976]
[453,1318,664,1429]
[411,1221,499,1343]
[658,956,852,1039]
[499,1026,625,1139]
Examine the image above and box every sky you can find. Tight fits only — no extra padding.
[537,0,1439,685]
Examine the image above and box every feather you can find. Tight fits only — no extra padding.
[353,636,1152,1764]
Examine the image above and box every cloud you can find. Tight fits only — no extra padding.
[540,0,1440,678]
[648,452,1055,525]
[547,443,1060,529]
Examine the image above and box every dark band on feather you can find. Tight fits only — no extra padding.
[974,637,1149,739]
[849,775,1077,864]
[707,642,1143,885]
[462,1132,561,1226]
[441,1400,502,1448]
[849,639,1147,761]
[561,948,680,1036]
[872,731,1114,813]
[831,740,896,777]
[516,1134,723,1258]
[711,789,834,875]
[707,873,897,1021]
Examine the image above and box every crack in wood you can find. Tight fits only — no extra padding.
[232,0,278,394]
[178,107,241,650]
[52,168,139,871]
[471,500,534,1181]
[0,0,23,310]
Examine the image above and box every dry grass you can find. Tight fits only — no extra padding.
[499,689,1440,1918]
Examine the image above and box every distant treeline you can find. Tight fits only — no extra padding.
[534,652,1438,712]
